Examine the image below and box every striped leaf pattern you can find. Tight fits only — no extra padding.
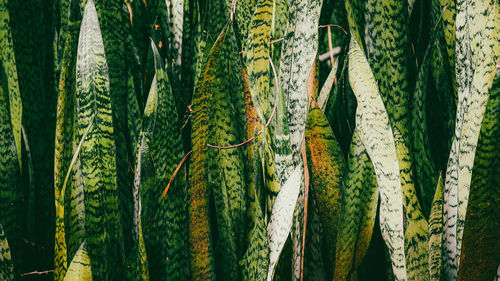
[305,107,345,275]
[428,174,444,281]
[334,132,378,281]
[188,24,231,281]
[54,3,82,279]
[0,223,14,281]
[246,0,274,122]
[457,72,500,281]
[76,1,123,279]
[2,0,499,280]
[63,241,92,281]
[443,0,499,278]
[348,36,406,281]
[138,39,187,281]
[0,0,22,168]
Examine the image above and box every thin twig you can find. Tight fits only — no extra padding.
[206,56,280,149]
[270,37,284,44]
[20,270,54,277]
[318,24,348,34]
[161,150,193,199]
[318,47,341,62]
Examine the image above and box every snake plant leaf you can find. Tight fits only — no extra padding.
[240,133,270,281]
[55,114,93,281]
[279,0,322,164]
[457,72,500,281]
[270,0,289,71]
[139,40,187,281]
[305,107,345,276]
[348,36,406,281]
[438,0,456,92]
[188,23,232,281]
[272,87,294,185]
[393,127,429,281]
[63,241,92,281]
[76,1,123,279]
[0,0,22,169]
[168,0,184,69]
[333,132,378,281]
[54,4,83,279]
[411,18,440,217]
[364,0,413,144]
[428,174,444,281]
[267,164,302,281]
[206,25,247,281]
[443,1,499,278]
[344,0,365,52]
[130,135,150,281]
[428,0,456,172]
[0,57,21,273]
[279,1,322,277]
[92,0,133,254]
[0,223,14,281]
[317,58,339,112]
[246,0,274,122]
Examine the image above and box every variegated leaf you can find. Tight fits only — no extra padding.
[443,1,499,278]
[348,36,406,281]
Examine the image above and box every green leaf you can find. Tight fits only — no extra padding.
[139,39,187,280]
[333,132,378,281]
[54,3,83,279]
[246,0,274,122]
[348,36,406,280]
[188,23,232,281]
[443,1,499,278]
[240,135,270,281]
[63,241,92,281]
[393,127,429,281]
[317,58,339,112]
[0,223,14,281]
[267,164,302,281]
[206,25,247,281]
[76,1,123,279]
[457,72,500,281]
[0,45,21,273]
[0,0,22,169]
[428,174,443,281]
[278,0,322,277]
[305,107,345,276]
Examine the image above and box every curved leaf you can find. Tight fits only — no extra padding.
[334,132,378,281]
[458,72,500,281]
[63,242,92,281]
[305,107,345,275]
[267,164,302,281]
[348,36,406,281]
[443,1,499,278]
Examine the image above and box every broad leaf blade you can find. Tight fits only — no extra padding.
[348,36,406,281]
[76,1,123,279]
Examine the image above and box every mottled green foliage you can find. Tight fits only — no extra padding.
[76,1,124,279]
[458,73,500,281]
[139,40,188,281]
[305,107,345,278]
[0,223,14,281]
